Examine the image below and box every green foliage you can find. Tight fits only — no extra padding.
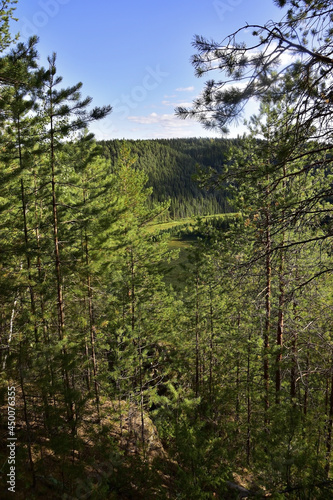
[100,137,239,218]
[2,2,333,498]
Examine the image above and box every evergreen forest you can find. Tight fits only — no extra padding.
[1,1,333,499]
[100,138,237,218]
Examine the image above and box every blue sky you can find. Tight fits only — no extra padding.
[12,0,285,140]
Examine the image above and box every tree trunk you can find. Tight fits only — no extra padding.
[21,179,38,344]
[209,285,214,400]
[19,342,36,487]
[49,83,73,424]
[84,226,100,420]
[290,287,299,402]
[276,245,285,403]
[264,205,271,423]
[246,329,251,465]
[195,271,200,398]
[325,368,333,476]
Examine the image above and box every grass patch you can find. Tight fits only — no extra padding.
[146,217,195,233]
[152,213,238,288]
[148,213,235,235]
[163,235,199,289]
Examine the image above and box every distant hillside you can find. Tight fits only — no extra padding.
[100,138,242,218]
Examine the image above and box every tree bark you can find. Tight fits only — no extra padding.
[276,245,284,403]
[264,205,271,423]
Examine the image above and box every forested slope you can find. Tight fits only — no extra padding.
[100,138,241,217]
[2,1,333,499]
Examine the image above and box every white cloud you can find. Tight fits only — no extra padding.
[91,110,247,140]
[175,86,195,92]
[128,112,177,126]
[206,43,298,74]
[127,112,217,138]
[162,100,193,107]
[246,44,297,69]
[221,81,248,91]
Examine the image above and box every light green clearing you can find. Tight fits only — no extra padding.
[147,213,235,234]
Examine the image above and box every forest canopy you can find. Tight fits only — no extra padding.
[1,1,333,499]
